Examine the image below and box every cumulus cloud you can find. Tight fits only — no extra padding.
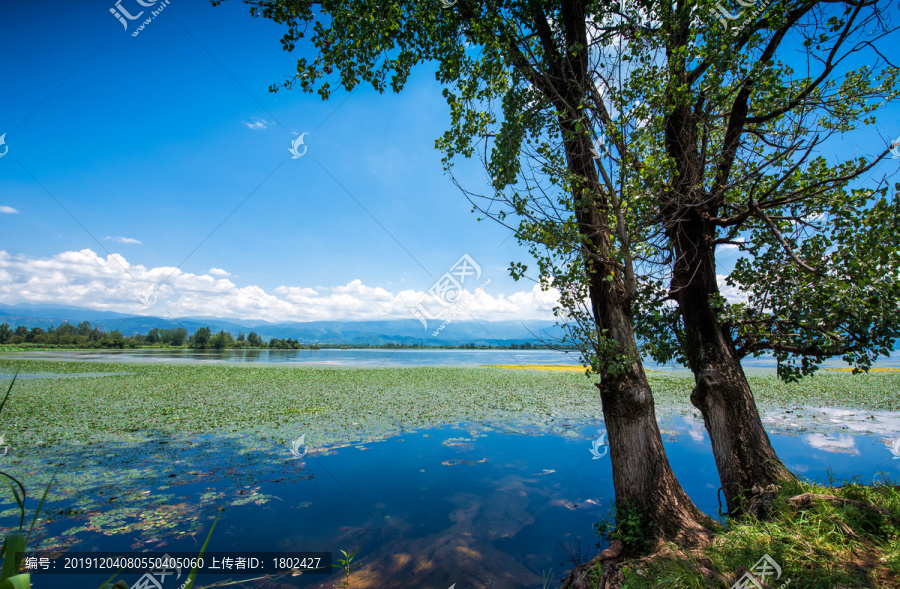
[716,274,748,304]
[0,249,559,323]
[242,117,272,130]
[805,433,858,455]
[0,206,18,214]
[105,236,142,245]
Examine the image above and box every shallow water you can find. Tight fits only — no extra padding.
[1,357,897,588]
[4,347,898,372]
[1,348,585,367]
[17,409,900,589]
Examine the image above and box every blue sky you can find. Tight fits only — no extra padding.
[0,0,897,323]
[0,0,549,322]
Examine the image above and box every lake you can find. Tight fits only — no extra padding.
[0,356,897,588]
[2,348,585,368]
[6,347,897,371]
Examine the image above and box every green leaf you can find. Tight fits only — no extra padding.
[0,534,25,583]
[27,468,58,543]
[0,373,17,418]
[0,475,25,533]
[183,508,223,589]
[0,574,30,589]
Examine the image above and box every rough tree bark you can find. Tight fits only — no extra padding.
[546,0,713,544]
[669,217,792,514]
[661,27,794,511]
[453,0,715,549]
[569,135,712,544]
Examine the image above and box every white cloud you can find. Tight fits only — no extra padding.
[0,249,560,323]
[0,206,18,214]
[105,236,142,245]
[716,237,746,253]
[242,117,272,130]
[208,267,230,277]
[805,433,858,455]
[716,274,748,304]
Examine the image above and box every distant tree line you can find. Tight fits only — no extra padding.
[0,322,550,350]
[0,322,306,350]
[0,321,191,348]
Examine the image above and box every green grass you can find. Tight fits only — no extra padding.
[603,476,900,588]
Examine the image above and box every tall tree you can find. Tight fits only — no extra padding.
[454,0,900,514]
[626,0,900,513]
[219,0,715,544]
[190,327,211,349]
[166,327,189,347]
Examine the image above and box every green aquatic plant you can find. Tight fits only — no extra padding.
[331,549,361,588]
[0,374,55,589]
[100,507,223,589]
[594,500,653,555]
[0,372,225,589]
[3,357,900,582]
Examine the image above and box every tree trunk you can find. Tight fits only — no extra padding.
[491,0,714,547]
[585,227,711,543]
[669,216,793,515]
[596,360,713,543]
[562,110,712,546]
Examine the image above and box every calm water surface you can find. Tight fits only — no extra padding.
[19,411,900,588]
[3,350,898,588]
[5,347,898,371]
[3,348,585,367]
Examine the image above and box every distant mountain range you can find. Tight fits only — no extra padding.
[0,303,564,347]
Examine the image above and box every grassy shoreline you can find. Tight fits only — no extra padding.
[573,475,900,589]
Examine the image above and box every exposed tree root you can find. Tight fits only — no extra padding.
[559,538,727,589]
[745,483,782,520]
[786,493,900,525]
[560,540,624,589]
